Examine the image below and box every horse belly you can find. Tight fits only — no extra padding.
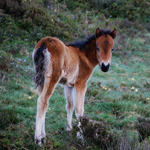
[58,76,76,87]
[59,77,67,85]
[59,65,78,87]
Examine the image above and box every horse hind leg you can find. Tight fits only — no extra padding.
[35,71,62,146]
[35,77,50,146]
[33,46,50,145]
[33,46,62,146]
[37,85,43,95]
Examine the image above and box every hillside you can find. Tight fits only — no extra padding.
[0,0,150,149]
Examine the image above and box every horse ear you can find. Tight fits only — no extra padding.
[110,28,117,39]
[95,28,102,38]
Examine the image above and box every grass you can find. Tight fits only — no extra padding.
[0,0,150,149]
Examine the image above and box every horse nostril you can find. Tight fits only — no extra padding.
[101,63,110,72]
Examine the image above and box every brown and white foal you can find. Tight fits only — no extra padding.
[32,27,116,145]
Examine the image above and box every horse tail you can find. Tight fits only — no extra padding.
[33,46,51,88]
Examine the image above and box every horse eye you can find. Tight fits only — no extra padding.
[96,46,100,51]
[112,48,114,52]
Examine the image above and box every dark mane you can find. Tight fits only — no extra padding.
[67,34,95,51]
[67,29,111,51]
[100,29,111,35]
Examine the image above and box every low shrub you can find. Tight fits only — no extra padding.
[0,51,12,72]
[1,0,75,40]
[135,117,150,141]
[59,0,150,23]
[0,106,20,129]
[75,116,118,149]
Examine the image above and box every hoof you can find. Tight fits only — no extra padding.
[35,132,46,147]
[66,124,72,132]
[41,137,46,144]
[35,139,42,147]
[35,137,46,146]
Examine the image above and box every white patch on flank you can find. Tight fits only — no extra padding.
[32,48,37,72]
[43,48,51,77]
[43,48,51,72]
[32,48,51,73]
[32,48,36,60]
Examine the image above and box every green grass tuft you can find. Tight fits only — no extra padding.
[0,106,21,129]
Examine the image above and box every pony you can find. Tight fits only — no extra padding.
[32,27,116,146]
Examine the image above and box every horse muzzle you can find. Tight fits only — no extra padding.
[100,62,110,72]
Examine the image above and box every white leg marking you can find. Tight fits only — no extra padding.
[75,84,86,119]
[35,95,48,146]
[35,113,46,141]
[65,86,75,131]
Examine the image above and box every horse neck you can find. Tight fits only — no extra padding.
[85,38,99,68]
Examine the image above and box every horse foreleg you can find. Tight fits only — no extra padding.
[75,83,87,119]
[74,83,87,141]
[64,86,75,131]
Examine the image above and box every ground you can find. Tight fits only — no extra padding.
[0,0,150,149]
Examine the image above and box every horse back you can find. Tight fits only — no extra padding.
[33,36,93,87]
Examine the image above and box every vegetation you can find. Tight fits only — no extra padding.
[0,0,150,149]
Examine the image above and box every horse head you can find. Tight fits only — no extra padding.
[95,28,116,72]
